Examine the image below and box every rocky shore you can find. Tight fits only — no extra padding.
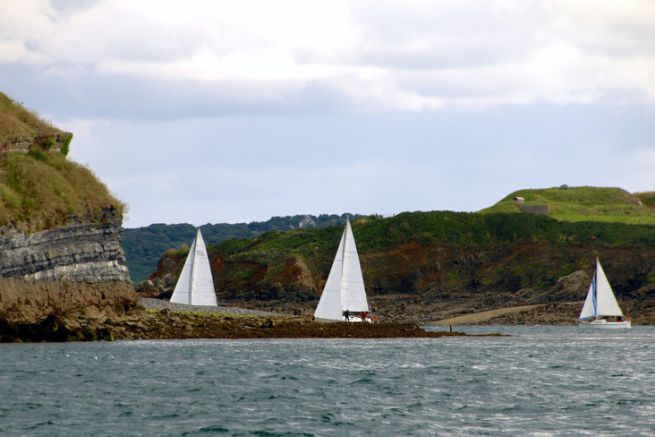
[0,293,474,342]
[133,310,468,340]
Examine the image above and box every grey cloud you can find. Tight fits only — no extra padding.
[75,104,655,226]
[1,64,355,121]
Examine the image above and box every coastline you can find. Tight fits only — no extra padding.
[5,294,645,343]
[0,298,477,342]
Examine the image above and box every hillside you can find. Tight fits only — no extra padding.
[481,186,655,225]
[147,211,655,324]
[0,92,66,149]
[0,92,124,232]
[123,214,362,281]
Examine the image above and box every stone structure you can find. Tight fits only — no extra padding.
[2,133,72,155]
[0,210,130,283]
[519,204,549,215]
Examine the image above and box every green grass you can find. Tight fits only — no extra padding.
[0,152,124,232]
[480,186,655,225]
[0,94,124,232]
[201,210,655,295]
[211,211,655,265]
[635,191,655,208]
[0,92,64,147]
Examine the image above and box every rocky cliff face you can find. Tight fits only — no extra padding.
[0,92,138,341]
[0,208,129,283]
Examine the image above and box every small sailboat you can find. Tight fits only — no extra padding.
[170,229,218,306]
[314,220,371,322]
[578,258,631,329]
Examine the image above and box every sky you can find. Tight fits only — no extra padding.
[1,0,654,227]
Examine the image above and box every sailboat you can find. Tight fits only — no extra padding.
[169,229,218,306]
[578,258,630,329]
[314,220,371,322]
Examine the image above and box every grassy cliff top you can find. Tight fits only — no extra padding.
[0,92,124,232]
[480,186,655,225]
[0,92,64,146]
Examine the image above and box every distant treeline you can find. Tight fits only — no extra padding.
[122,214,362,281]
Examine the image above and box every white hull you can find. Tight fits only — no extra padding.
[343,316,372,323]
[579,319,631,329]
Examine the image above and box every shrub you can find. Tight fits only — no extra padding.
[60,133,73,157]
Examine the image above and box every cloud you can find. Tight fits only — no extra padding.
[1,0,654,118]
[2,1,654,227]
[58,103,655,226]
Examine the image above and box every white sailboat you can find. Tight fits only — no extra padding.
[314,220,371,322]
[170,229,218,306]
[578,258,630,329]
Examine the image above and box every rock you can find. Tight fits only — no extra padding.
[140,280,155,290]
[162,274,176,289]
[260,319,274,328]
[557,270,588,290]
[0,210,129,283]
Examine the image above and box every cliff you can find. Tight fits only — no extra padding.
[0,92,136,341]
[0,208,129,282]
[0,91,72,156]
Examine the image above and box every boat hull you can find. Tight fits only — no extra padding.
[579,319,631,329]
[342,316,373,323]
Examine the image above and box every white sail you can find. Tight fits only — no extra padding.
[594,259,623,317]
[579,280,596,320]
[314,220,369,320]
[314,228,345,320]
[170,229,217,306]
[340,221,369,312]
[579,259,623,319]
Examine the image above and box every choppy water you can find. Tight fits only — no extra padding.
[1,326,654,436]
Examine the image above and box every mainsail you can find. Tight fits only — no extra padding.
[579,259,623,320]
[170,229,217,306]
[314,220,369,320]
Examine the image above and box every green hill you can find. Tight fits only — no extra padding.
[480,186,655,225]
[123,214,363,282]
[148,211,655,323]
[0,92,123,232]
[131,186,655,281]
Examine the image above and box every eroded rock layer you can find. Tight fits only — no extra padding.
[0,211,129,283]
[0,279,139,341]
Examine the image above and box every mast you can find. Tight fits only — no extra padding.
[187,230,198,305]
[339,220,349,313]
[593,258,598,320]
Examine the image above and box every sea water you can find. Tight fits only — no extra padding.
[1,326,654,435]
